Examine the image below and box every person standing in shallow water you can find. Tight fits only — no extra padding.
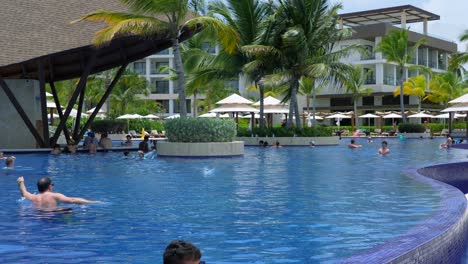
[139,135,150,153]
[17,176,101,209]
[378,141,390,155]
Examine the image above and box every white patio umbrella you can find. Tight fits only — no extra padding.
[143,114,160,119]
[117,114,135,119]
[46,101,59,108]
[408,112,435,118]
[199,113,230,118]
[86,107,106,114]
[165,114,180,119]
[383,113,402,128]
[70,109,89,118]
[326,113,351,128]
[449,94,468,104]
[441,103,468,112]
[359,113,380,130]
[45,92,53,97]
[434,113,467,119]
[216,94,255,105]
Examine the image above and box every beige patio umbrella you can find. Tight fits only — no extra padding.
[442,102,468,137]
[359,113,380,130]
[211,94,258,128]
[254,96,289,126]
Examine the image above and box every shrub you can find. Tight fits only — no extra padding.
[128,119,164,132]
[165,118,237,142]
[398,123,426,133]
[238,126,332,137]
[91,120,128,134]
[425,123,444,133]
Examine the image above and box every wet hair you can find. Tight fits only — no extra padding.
[276,141,280,147]
[101,133,108,138]
[350,139,355,144]
[163,240,201,264]
[126,135,132,139]
[53,144,61,150]
[259,140,264,145]
[263,141,269,147]
[124,151,130,156]
[5,157,14,166]
[144,135,150,140]
[37,177,52,193]
[382,141,388,146]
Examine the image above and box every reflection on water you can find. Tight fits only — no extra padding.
[0,138,466,263]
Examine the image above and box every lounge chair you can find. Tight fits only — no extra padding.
[129,130,141,138]
[371,128,381,136]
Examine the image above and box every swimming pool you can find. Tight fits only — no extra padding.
[0,138,467,263]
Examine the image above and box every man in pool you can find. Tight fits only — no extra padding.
[348,139,362,149]
[378,141,390,155]
[5,156,15,168]
[16,176,101,209]
[163,240,203,264]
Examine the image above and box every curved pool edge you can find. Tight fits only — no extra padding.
[342,161,468,264]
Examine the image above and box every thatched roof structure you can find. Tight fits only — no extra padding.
[0,0,197,82]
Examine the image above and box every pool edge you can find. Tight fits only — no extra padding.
[342,161,468,264]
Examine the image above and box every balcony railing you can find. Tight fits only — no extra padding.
[361,53,376,60]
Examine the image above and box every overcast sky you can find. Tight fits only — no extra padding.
[337,0,468,51]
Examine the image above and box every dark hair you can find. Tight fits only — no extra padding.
[144,135,150,140]
[276,141,280,146]
[5,157,14,166]
[101,133,108,138]
[350,139,355,144]
[126,134,132,138]
[382,141,388,145]
[37,177,52,193]
[263,141,269,146]
[163,240,201,264]
[124,151,130,156]
[259,140,264,145]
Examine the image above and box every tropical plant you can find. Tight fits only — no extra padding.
[74,0,238,118]
[425,71,468,106]
[376,29,426,122]
[165,118,237,142]
[394,75,427,112]
[191,0,274,128]
[447,52,468,78]
[259,0,353,128]
[339,65,373,129]
[109,69,151,117]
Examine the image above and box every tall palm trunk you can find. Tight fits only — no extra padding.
[193,92,197,117]
[399,66,406,122]
[172,38,187,118]
[289,78,301,129]
[258,81,265,129]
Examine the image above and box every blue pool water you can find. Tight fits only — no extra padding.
[0,138,467,263]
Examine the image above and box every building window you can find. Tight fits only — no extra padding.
[330,97,352,107]
[151,61,169,74]
[156,100,169,113]
[362,45,374,60]
[151,79,169,94]
[418,48,426,66]
[133,61,146,75]
[382,95,409,105]
[201,42,216,54]
[362,96,374,106]
[364,68,375,84]
[173,100,192,113]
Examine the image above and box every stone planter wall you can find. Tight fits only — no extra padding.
[157,141,244,157]
[237,136,339,146]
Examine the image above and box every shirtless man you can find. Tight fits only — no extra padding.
[17,176,100,209]
[378,141,390,155]
[348,139,362,149]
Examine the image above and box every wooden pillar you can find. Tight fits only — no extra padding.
[0,78,45,147]
[448,112,453,134]
[49,81,72,143]
[38,61,50,147]
[76,63,128,141]
[52,51,97,144]
[74,83,86,139]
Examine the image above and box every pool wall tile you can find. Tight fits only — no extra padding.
[343,162,468,264]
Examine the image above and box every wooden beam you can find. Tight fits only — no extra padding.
[73,83,86,139]
[77,63,128,141]
[38,60,50,147]
[49,81,72,143]
[52,51,97,144]
[0,78,46,147]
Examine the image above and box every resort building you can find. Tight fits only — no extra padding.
[130,5,457,123]
[300,5,458,124]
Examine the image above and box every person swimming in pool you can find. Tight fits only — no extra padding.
[17,176,101,210]
[348,139,362,149]
[378,141,390,155]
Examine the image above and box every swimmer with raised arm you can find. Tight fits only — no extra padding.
[17,176,101,210]
[348,139,362,149]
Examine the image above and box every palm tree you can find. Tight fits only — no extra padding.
[261,0,352,128]
[376,29,426,122]
[448,52,468,78]
[394,75,427,113]
[74,0,237,118]
[340,65,373,129]
[425,72,468,106]
[192,0,273,128]
[110,70,150,117]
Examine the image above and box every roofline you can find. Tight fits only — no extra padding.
[339,5,440,21]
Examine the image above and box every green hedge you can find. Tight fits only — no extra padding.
[398,123,426,133]
[165,118,237,142]
[128,119,164,132]
[91,120,128,133]
[237,126,332,137]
